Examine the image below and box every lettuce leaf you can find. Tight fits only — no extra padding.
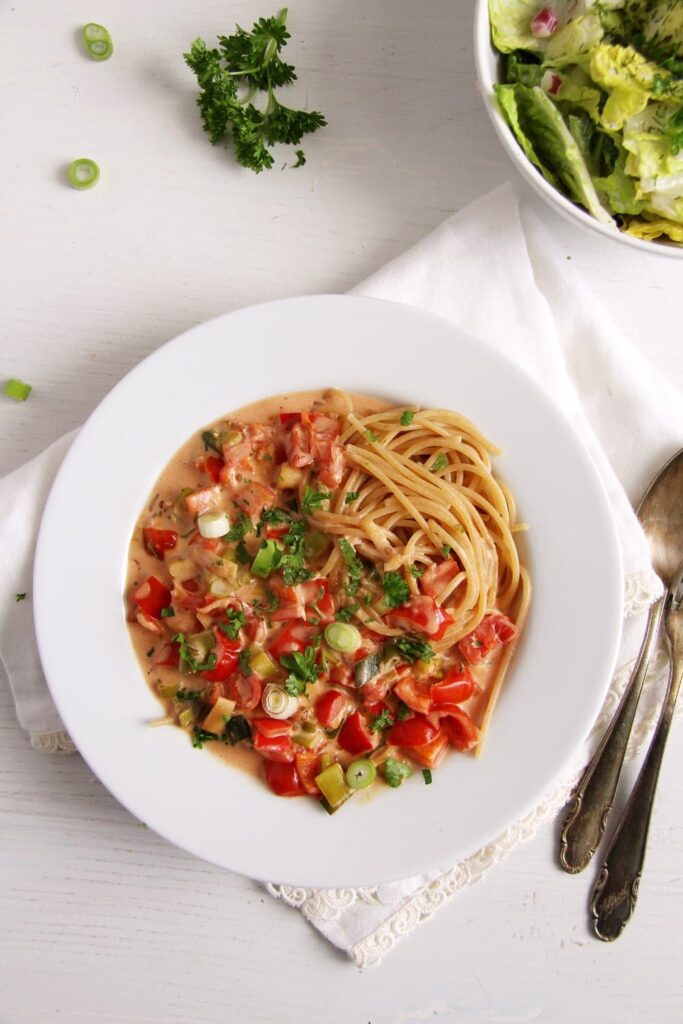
[593,152,644,214]
[622,216,683,242]
[622,103,683,220]
[495,84,614,224]
[488,0,545,54]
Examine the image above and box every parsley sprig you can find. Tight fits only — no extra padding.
[381,571,409,608]
[280,644,321,696]
[339,538,363,596]
[184,8,327,173]
[394,634,434,664]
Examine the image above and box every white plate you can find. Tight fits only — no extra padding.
[34,295,623,887]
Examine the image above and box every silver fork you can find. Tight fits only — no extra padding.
[591,562,683,941]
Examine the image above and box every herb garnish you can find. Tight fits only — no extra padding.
[339,538,363,596]
[394,634,434,664]
[160,606,175,618]
[383,757,412,788]
[184,9,326,174]
[280,644,321,696]
[201,430,222,454]
[431,453,448,473]
[396,701,411,721]
[219,607,246,640]
[335,602,360,623]
[408,564,424,578]
[238,648,252,675]
[344,491,360,504]
[175,688,205,701]
[365,430,378,443]
[173,632,218,674]
[301,486,331,514]
[381,571,409,608]
[440,544,451,558]
[422,768,433,785]
[225,511,253,542]
[370,708,394,731]
[15,592,27,602]
[400,410,414,426]
[279,517,312,585]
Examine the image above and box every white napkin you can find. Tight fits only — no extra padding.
[1,184,682,966]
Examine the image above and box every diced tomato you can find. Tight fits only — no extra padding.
[393,677,433,715]
[133,576,171,619]
[185,486,222,518]
[279,412,302,427]
[286,421,313,468]
[221,431,252,469]
[421,558,460,598]
[201,628,241,682]
[268,621,319,661]
[299,578,335,624]
[318,443,345,488]
[430,668,478,706]
[304,412,344,488]
[263,759,305,796]
[386,595,453,640]
[329,663,354,688]
[244,615,267,646]
[253,730,295,763]
[234,482,276,518]
[315,689,349,729]
[337,710,376,755]
[152,641,180,668]
[224,672,262,711]
[388,713,438,748]
[270,582,306,622]
[404,729,449,769]
[295,751,321,795]
[441,707,480,751]
[204,455,224,483]
[457,613,518,664]
[251,717,292,738]
[143,527,178,560]
[361,673,392,704]
[135,610,164,635]
[264,523,289,540]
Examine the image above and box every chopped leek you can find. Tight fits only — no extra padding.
[324,621,362,654]
[250,649,278,680]
[251,539,283,578]
[68,158,100,190]
[262,683,299,719]
[315,762,350,809]
[346,759,377,790]
[198,510,229,538]
[82,23,113,61]
[4,378,32,401]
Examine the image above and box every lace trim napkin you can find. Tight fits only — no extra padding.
[1,184,681,967]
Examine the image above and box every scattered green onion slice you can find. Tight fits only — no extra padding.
[262,684,299,720]
[82,23,113,61]
[324,621,361,654]
[422,768,433,785]
[197,510,229,539]
[4,378,32,401]
[68,158,100,190]
[345,759,377,790]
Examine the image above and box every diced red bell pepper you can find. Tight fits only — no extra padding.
[204,455,224,483]
[286,421,314,468]
[234,482,276,518]
[430,668,478,706]
[294,751,322,795]
[420,558,460,598]
[135,610,164,635]
[264,523,290,540]
[133,576,171,619]
[268,621,319,661]
[185,486,222,518]
[253,730,295,763]
[393,677,433,715]
[337,710,376,755]
[279,412,302,427]
[315,689,349,729]
[403,729,449,769]
[143,527,178,560]
[263,759,305,796]
[251,718,292,739]
[388,713,438,748]
[152,641,180,668]
[299,578,335,624]
[386,595,453,639]
[441,708,480,751]
[201,627,241,682]
[457,613,518,664]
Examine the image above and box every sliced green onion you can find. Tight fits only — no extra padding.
[82,23,113,61]
[262,683,299,720]
[4,378,32,402]
[198,510,229,539]
[346,759,377,790]
[324,621,361,654]
[422,769,433,785]
[68,158,100,190]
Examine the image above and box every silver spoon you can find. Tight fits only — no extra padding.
[591,562,683,940]
[559,448,683,873]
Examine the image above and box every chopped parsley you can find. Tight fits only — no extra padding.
[192,727,218,749]
[383,757,412,788]
[394,634,434,664]
[173,632,218,674]
[335,602,360,623]
[235,539,251,565]
[408,564,424,578]
[422,769,433,785]
[400,410,414,426]
[160,606,175,618]
[396,701,411,721]
[365,430,378,443]
[381,571,409,608]
[146,647,155,658]
[279,517,312,585]
[370,708,394,731]
[264,589,280,613]
[219,607,246,640]
[344,491,360,504]
[224,511,252,542]
[293,148,306,167]
[301,486,331,514]
[339,538,363,596]
[192,715,250,748]
[440,544,451,558]
[201,430,222,454]
[280,645,321,697]
[257,506,292,534]
[238,648,252,675]
[431,453,448,473]
[15,592,27,602]
[175,688,205,701]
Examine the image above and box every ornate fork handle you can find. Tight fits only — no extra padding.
[559,597,665,873]
[591,588,683,941]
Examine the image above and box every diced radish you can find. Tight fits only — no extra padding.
[531,6,558,38]
[541,69,562,95]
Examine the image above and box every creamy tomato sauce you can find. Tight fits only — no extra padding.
[126,389,519,809]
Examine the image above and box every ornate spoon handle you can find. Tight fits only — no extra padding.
[591,593,683,941]
[559,597,664,874]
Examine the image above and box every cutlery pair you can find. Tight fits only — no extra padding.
[559,449,683,940]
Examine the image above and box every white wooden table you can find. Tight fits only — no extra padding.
[1,3,681,1021]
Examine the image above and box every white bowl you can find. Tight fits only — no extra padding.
[473,0,683,259]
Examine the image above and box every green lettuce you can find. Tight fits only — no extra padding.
[593,152,644,214]
[495,84,614,223]
[622,103,683,221]
[489,0,545,54]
